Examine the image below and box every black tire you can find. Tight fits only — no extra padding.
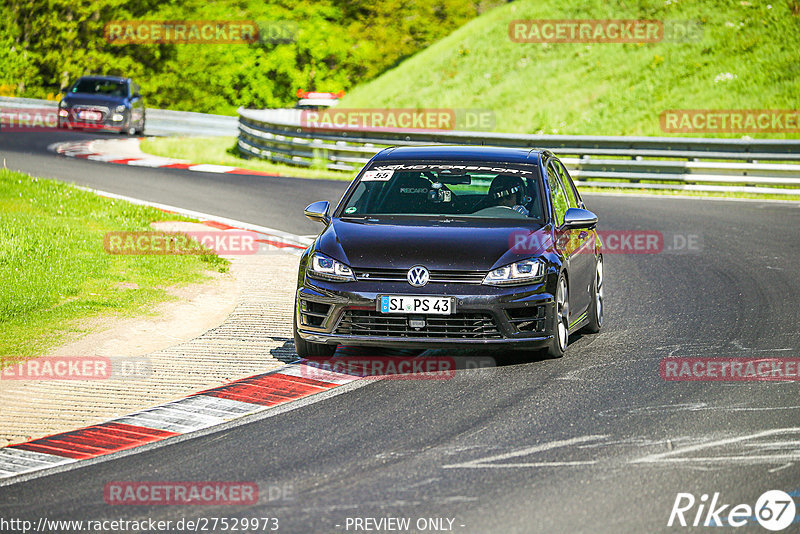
[583,255,604,334]
[545,273,569,358]
[293,314,337,358]
[135,116,146,136]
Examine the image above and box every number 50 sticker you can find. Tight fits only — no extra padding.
[756,490,796,531]
[362,169,394,181]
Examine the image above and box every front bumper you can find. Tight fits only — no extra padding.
[296,276,556,349]
[58,109,128,132]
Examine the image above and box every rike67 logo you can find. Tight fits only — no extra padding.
[668,490,796,530]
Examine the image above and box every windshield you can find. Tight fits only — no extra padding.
[340,161,544,221]
[70,79,128,97]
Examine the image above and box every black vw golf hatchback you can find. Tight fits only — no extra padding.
[295,146,603,358]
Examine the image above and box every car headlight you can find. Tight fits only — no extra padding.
[483,259,544,286]
[59,100,68,108]
[307,252,354,282]
[115,105,126,113]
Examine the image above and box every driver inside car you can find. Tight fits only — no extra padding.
[487,175,530,216]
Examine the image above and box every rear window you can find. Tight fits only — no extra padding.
[339,161,544,221]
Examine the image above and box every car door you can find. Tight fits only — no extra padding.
[554,158,595,318]
[546,159,592,319]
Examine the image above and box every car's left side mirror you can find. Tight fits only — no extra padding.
[304,200,331,224]
[563,207,598,229]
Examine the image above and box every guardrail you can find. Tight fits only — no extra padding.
[237,108,800,195]
[0,96,238,137]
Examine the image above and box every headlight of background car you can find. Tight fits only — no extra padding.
[115,105,126,113]
[483,259,544,286]
[58,100,68,108]
[307,252,354,282]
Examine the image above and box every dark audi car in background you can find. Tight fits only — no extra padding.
[295,146,604,359]
[58,75,145,135]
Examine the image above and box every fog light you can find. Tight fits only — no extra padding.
[58,109,68,117]
[111,113,124,121]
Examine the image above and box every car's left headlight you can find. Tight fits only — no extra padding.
[115,105,126,113]
[483,259,544,286]
[307,252,354,282]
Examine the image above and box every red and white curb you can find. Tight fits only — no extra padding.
[0,364,359,481]
[75,186,312,253]
[0,189,324,483]
[48,139,282,177]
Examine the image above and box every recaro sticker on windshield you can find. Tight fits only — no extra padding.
[361,170,395,181]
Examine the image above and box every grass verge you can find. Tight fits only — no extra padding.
[140,136,354,181]
[340,0,800,138]
[0,169,229,361]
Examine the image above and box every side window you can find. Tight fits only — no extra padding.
[546,163,568,226]
[555,160,578,208]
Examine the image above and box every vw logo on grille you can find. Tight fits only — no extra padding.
[407,266,430,287]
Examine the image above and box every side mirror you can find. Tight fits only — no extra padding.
[304,200,330,224]
[60,88,68,94]
[563,207,598,229]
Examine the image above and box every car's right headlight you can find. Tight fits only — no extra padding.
[483,258,545,286]
[58,100,68,108]
[307,252,354,282]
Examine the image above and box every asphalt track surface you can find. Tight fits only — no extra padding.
[2,130,800,533]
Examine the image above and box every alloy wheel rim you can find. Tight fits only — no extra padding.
[557,278,568,351]
[596,258,604,326]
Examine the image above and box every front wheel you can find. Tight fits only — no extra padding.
[583,255,604,334]
[545,274,569,358]
[293,314,336,358]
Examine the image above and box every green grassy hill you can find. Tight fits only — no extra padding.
[340,0,800,137]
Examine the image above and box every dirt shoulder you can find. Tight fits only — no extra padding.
[0,224,301,446]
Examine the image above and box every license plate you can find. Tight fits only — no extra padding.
[78,111,102,121]
[378,295,454,315]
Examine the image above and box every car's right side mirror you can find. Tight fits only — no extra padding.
[563,207,598,229]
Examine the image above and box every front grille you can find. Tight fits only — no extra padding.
[506,305,546,333]
[334,310,501,339]
[353,268,486,285]
[299,299,332,327]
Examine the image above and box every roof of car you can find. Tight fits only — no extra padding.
[372,145,547,164]
[77,75,130,83]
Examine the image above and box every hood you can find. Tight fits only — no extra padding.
[317,218,552,272]
[62,93,128,107]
